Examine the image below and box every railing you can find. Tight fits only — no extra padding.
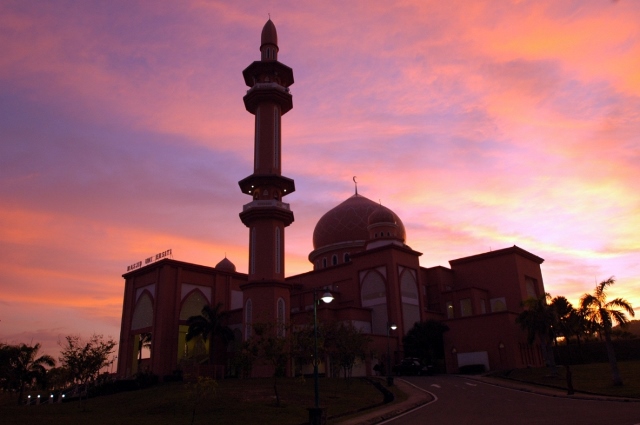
[243,200,290,211]
[246,82,290,94]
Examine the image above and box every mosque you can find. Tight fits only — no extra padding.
[116,19,546,380]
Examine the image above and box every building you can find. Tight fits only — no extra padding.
[116,19,546,380]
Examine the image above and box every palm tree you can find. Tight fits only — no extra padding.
[137,332,152,372]
[8,343,55,405]
[516,293,557,374]
[186,303,234,365]
[580,277,635,386]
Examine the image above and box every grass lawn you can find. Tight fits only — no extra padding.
[491,360,640,398]
[0,377,392,425]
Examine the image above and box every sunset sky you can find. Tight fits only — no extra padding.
[1,0,639,361]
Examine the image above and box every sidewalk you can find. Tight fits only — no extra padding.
[335,378,434,425]
[465,374,640,403]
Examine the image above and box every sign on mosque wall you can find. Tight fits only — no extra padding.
[126,249,173,272]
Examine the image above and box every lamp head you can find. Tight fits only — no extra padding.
[390,323,397,330]
[321,292,334,303]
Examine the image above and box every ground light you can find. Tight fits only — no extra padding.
[309,288,334,425]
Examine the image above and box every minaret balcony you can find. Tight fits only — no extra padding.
[240,200,294,227]
[243,84,293,114]
[246,82,290,95]
[242,200,291,212]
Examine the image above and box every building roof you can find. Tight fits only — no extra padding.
[448,245,544,266]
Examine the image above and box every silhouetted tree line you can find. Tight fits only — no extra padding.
[0,334,116,404]
[516,277,635,386]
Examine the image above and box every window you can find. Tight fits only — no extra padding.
[322,258,327,268]
[277,298,285,337]
[131,292,153,330]
[460,298,472,317]
[250,228,256,274]
[480,299,487,314]
[332,255,338,266]
[400,269,420,331]
[361,271,388,335]
[275,227,281,274]
[343,253,350,263]
[179,291,207,320]
[245,299,253,340]
[525,277,537,298]
[490,297,507,312]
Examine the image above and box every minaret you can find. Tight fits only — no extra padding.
[238,19,294,337]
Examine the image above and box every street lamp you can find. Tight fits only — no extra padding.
[386,322,397,386]
[310,288,334,425]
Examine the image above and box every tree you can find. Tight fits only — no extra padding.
[580,277,635,386]
[0,343,55,405]
[186,303,234,364]
[244,321,288,406]
[289,323,316,375]
[402,320,449,368]
[187,376,217,425]
[516,293,557,374]
[325,322,371,379]
[137,332,152,371]
[59,334,117,396]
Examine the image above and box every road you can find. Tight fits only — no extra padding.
[382,375,640,425]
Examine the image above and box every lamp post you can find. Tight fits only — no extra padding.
[386,322,397,386]
[310,288,334,425]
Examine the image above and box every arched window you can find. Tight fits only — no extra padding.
[400,269,420,332]
[275,227,281,274]
[245,299,253,340]
[322,258,327,268]
[131,292,153,330]
[361,271,388,335]
[277,298,285,337]
[250,228,256,274]
[274,109,280,169]
[344,253,350,263]
[332,255,338,266]
[179,291,207,320]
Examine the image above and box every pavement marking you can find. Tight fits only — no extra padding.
[376,379,439,425]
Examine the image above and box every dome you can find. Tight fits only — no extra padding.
[261,19,278,48]
[215,257,236,272]
[312,194,406,250]
[368,205,396,226]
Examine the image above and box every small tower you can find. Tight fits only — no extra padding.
[238,19,294,342]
